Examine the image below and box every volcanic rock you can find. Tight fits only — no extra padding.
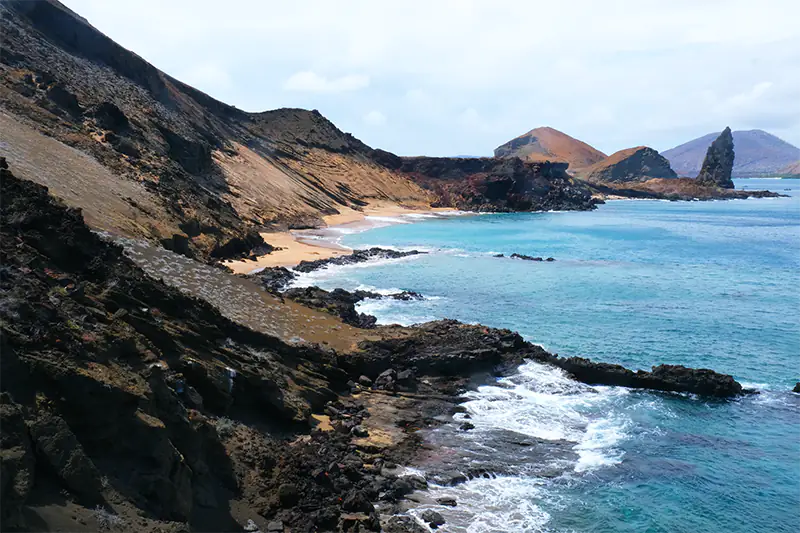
[696,127,735,188]
[582,146,677,183]
[387,156,598,212]
[283,286,378,328]
[421,509,446,528]
[293,248,426,273]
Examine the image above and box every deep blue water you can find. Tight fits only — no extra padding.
[295,179,800,533]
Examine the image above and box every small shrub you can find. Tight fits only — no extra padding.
[215,416,237,438]
[92,505,123,531]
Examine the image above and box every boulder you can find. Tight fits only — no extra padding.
[374,369,398,391]
[0,398,36,529]
[696,127,735,188]
[27,414,103,501]
[341,489,374,513]
[421,509,446,528]
[383,516,428,533]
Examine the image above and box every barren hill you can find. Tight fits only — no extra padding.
[494,126,607,171]
[662,129,800,177]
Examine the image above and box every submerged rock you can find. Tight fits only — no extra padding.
[696,127,735,188]
[510,253,543,261]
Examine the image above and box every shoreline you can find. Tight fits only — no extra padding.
[224,201,458,273]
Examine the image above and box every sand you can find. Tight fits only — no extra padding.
[224,201,452,274]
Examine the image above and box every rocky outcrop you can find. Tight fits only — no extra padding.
[381,156,598,212]
[529,355,744,397]
[696,127,735,188]
[283,287,378,328]
[581,146,677,183]
[293,248,426,273]
[279,285,423,328]
[251,249,427,292]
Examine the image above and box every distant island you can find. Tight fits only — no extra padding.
[662,129,800,178]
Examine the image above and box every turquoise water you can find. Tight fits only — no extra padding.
[295,179,800,533]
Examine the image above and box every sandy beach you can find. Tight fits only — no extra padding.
[224,201,453,274]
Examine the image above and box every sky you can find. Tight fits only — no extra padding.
[62,0,800,157]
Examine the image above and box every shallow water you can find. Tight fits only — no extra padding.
[292,179,800,533]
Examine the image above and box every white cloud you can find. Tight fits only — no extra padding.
[178,63,232,92]
[714,82,773,113]
[60,0,800,154]
[363,110,386,126]
[283,71,369,93]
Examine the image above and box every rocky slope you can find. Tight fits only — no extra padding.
[663,129,800,177]
[696,127,735,188]
[494,126,607,171]
[374,154,598,211]
[0,0,431,261]
[580,146,677,184]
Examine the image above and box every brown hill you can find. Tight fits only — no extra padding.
[494,126,607,170]
[581,146,677,184]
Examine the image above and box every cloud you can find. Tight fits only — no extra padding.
[714,82,773,114]
[178,63,232,92]
[363,110,386,126]
[283,71,369,93]
[61,0,800,154]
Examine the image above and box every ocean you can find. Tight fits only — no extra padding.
[291,179,800,533]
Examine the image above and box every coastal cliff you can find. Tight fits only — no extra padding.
[374,154,598,211]
[1,162,748,531]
